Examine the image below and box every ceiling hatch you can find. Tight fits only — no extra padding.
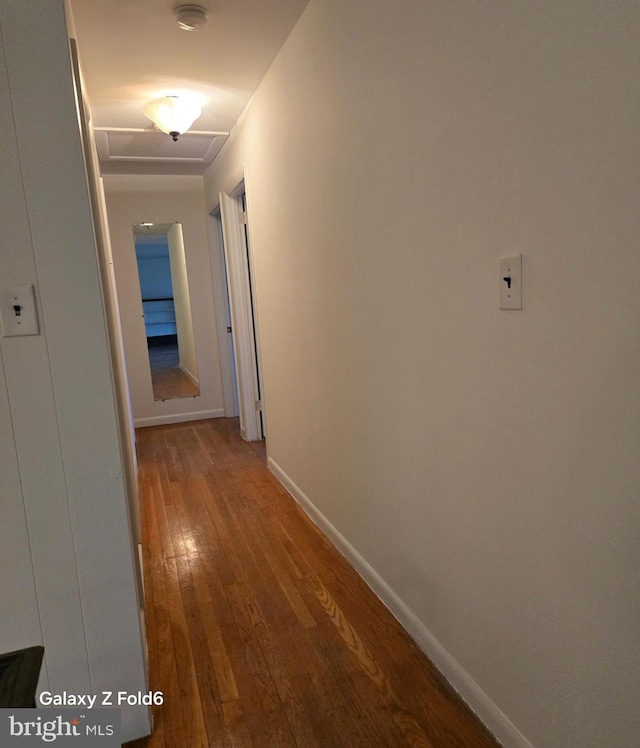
[93,128,228,175]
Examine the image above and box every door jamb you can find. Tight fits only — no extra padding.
[218,181,263,441]
[208,209,238,417]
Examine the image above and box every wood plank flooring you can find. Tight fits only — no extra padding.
[150,366,200,401]
[125,418,500,748]
[147,339,200,400]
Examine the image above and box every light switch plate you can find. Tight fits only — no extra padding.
[0,284,40,336]
[499,255,522,310]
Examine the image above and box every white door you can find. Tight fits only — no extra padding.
[209,211,239,417]
[219,190,263,441]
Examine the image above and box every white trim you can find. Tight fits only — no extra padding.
[106,155,207,163]
[207,211,238,417]
[137,544,145,603]
[222,166,247,197]
[93,127,229,136]
[240,168,266,438]
[134,409,223,428]
[219,189,261,441]
[178,363,199,387]
[267,457,535,748]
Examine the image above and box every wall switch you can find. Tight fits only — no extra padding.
[499,255,522,310]
[0,285,40,336]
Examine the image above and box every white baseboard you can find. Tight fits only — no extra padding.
[267,457,534,748]
[135,409,224,428]
[137,543,145,601]
[179,363,200,388]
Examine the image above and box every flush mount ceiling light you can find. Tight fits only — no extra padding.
[142,96,202,141]
[175,4,208,32]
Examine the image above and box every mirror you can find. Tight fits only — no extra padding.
[133,222,200,401]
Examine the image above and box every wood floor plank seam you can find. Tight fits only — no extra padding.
[125,418,500,748]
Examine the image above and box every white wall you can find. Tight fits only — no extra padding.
[203,2,640,746]
[104,175,224,426]
[0,11,48,673]
[0,0,149,740]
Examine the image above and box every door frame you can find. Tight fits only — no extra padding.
[208,209,238,417]
[215,179,264,441]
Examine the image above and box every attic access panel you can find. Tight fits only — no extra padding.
[93,128,228,172]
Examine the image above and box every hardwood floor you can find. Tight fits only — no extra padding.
[147,338,200,401]
[150,366,200,401]
[125,418,500,748]
[148,339,180,370]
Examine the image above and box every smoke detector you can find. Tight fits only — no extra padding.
[175,5,208,32]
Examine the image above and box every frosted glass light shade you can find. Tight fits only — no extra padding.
[142,96,202,141]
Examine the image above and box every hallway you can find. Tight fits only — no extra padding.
[127,418,499,747]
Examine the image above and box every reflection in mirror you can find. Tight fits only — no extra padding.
[133,222,200,401]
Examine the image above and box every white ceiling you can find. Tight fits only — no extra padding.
[68,0,310,174]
